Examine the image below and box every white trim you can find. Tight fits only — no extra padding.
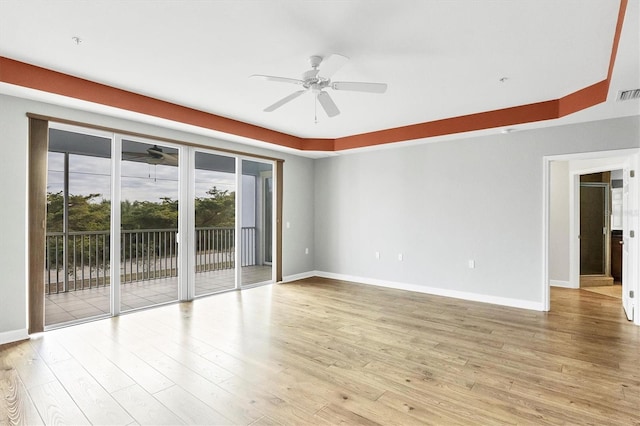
[178,144,191,301]
[235,158,242,289]
[543,148,640,318]
[0,328,29,345]
[550,279,576,288]
[542,157,551,310]
[314,271,544,311]
[111,134,122,316]
[281,271,317,283]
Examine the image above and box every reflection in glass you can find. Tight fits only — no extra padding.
[120,140,179,311]
[194,152,237,296]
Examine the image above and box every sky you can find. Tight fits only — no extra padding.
[47,152,236,203]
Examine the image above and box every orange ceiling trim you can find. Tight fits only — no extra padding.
[0,57,304,150]
[0,0,626,152]
[333,100,560,151]
[557,80,608,118]
[301,138,335,151]
[607,0,628,83]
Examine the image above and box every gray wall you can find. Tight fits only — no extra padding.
[0,94,315,340]
[314,116,640,305]
[549,161,570,283]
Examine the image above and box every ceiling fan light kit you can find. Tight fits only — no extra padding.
[251,54,387,118]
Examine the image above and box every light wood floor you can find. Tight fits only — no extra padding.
[582,284,623,299]
[1,278,639,425]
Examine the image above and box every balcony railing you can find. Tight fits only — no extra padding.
[45,227,257,294]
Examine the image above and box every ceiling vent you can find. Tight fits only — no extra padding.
[617,89,640,101]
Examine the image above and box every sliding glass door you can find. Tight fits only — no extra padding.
[42,124,277,328]
[120,139,180,311]
[193,150,236,296]
[241,159,274,286]
[45,126,113,326]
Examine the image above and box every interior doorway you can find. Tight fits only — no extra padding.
[544,149,639,325]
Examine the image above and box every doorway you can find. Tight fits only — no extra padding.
[544,149,639,325]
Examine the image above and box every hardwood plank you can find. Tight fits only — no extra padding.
[153,385,232,425]
[55,333,135,393]
[0,366,44,425]
[315,403,382,426]
[47,358,133,424]
[2,340,57,390]
[137,345,261,425]
[81,334,175,395]
[249,414,281,426]
[112,384,185,425]
[28,381,90,425]
[217,375,334,425]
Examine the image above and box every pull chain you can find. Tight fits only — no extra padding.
[314,94,318,124]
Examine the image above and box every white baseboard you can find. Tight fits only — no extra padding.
[550,279,576,288]
[314,271,545,311]
[281,271,317,283]
[0,328,29,346]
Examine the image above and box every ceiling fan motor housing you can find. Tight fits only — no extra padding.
[308,55,323,68]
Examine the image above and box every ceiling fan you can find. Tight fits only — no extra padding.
[122,145,178,166]
[251,54,387,118]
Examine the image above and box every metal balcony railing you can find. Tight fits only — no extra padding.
[45,227,257,294]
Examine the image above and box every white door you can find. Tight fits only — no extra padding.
[622,155,638,321]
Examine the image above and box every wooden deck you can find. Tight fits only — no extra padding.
[2,278,639,425]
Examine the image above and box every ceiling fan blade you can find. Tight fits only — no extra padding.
[331,81,387,93]
[250,74,304,85]
[317,91,340,117]
[122,152,150,162]
[318,54,349,79]
[264,90,306,112]
[159,152,179,166]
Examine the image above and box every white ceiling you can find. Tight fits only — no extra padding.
[0,0,638,150]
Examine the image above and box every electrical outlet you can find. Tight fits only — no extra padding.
[468,260,475,269]
[305,248,309,255]
[286,221,290,229]
[375,251,380,259]
[398,253,403,261]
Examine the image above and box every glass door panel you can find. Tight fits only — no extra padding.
[194,151,237,296]
[580,183,608,275]
[241,160,274,286]
[45,128,112,326]
[120,139,179,311]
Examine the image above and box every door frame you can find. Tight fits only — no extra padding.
[543,148,640,326]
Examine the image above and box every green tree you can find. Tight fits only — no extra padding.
[48,185,234,232]
[120,197,178,230]
[47,192,111,232]
[195,187,235,227]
